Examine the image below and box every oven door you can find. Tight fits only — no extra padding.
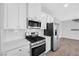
[31,43,46,56]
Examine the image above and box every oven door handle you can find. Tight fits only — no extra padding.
[31,42,46,48]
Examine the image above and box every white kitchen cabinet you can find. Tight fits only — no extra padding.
[3,3,27,29]
[41,17,46,29]
[19,3,27,29]
[7,3,18,29]
[6,44,30,56]
[3,3,18,29]
[28,3,41,21]
[45,36,51,53]
[4,3,8,29]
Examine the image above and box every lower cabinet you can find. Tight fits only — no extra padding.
[6,45,30,56]
[45,36,51,53]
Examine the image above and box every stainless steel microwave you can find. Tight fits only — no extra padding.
[28,20,41,29]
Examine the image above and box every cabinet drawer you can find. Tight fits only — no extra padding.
[6,45,30,56]
[6,48,20,56]
[45,36,51,53]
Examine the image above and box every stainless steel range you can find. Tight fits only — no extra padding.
[26,35,46,56]
[31,39,45,48]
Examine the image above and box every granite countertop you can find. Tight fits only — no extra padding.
[2,39,30,52]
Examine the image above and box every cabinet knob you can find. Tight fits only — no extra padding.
[28,51,30,53]
[19,49,22,51]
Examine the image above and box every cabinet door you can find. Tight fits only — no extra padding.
[19,3,27,29]
[6,44,30,56]
[28,3,41,18]
[7,3,19,29]
[46,37,51,53]
[41,17,46,29]
[20,48,30,56]
[6,48,20,56]
[18,45,30,56]
[4,3,8,29]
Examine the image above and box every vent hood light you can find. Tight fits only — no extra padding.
[64,4,69,8]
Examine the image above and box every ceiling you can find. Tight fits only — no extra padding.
[41,3,79,21]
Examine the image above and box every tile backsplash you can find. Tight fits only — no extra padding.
[2,29,44,42]
[2,29,26,42]
[26,29,44,36]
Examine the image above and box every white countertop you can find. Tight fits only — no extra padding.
[1,35,51,52]
[42,35,51,38]
[2,39,30,52]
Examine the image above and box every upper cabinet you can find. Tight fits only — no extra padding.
[28,3,41,21]
[3,3,27,29]
[41,17,47,29]
[19,3,28,29]
[2,3,49,29]
[7,3,18,29]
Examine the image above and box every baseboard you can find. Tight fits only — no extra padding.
[60,37,79,40]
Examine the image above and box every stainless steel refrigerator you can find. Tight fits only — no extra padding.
[44,23,59,51]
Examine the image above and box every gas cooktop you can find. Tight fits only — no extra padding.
[25,36,45,43]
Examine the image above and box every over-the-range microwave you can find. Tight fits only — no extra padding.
[27,20,41,29]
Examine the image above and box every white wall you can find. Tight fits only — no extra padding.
[58,22,63,38]
[42,3,79,21]
[61,20,79,40]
